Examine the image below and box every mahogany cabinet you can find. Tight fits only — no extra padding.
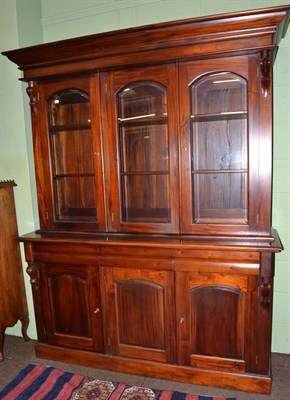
[3,5,290,394]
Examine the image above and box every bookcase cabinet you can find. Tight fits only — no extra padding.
[3,5,290,393]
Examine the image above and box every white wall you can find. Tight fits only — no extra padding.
[1,0,289,353]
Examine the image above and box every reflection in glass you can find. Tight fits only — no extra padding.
[118,82,167,121]
[193,72,247,115]
[49,90,91,126]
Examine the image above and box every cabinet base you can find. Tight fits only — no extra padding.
[35,342,272,394]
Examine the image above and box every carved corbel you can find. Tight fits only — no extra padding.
[26,261,39,289]
[260,50,271,98]
[26,81,39,117]
[260,277,272,307]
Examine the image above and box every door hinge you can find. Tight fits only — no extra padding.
[111,212,114,228]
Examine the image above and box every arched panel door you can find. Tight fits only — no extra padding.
[176,269,259,373]
[101,266,176,363]
[41,262,104,352]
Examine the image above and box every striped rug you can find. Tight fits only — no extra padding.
[0,364,237,400]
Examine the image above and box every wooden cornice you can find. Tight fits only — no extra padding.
[2,5,290,80]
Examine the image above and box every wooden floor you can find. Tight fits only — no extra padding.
[1,335,290,399]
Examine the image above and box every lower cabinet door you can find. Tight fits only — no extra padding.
[41,262,104,351]
[101,267,176,363]
[176,271,259,373]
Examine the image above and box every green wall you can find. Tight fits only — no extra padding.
[1,0,289,353]
[0,0,42,340]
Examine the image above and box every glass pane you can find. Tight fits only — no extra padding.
[192,72,247,115]
[49,90,90,126]
[190,72,248,225]
[193,173,247,223]
[118,82,167,120]
[51,129,94,175]
[118,82,170,223]
[47,89,96,223]
[192,118,247,170]
[121,175,170,222]
[120,125,168,173]
[54,176,96,221]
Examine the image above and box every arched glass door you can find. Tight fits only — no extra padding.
[190,72,248,224]
[47,89,96,222]
[117,81,170,223]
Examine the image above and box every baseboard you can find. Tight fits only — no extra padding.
[35,342,272,394]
